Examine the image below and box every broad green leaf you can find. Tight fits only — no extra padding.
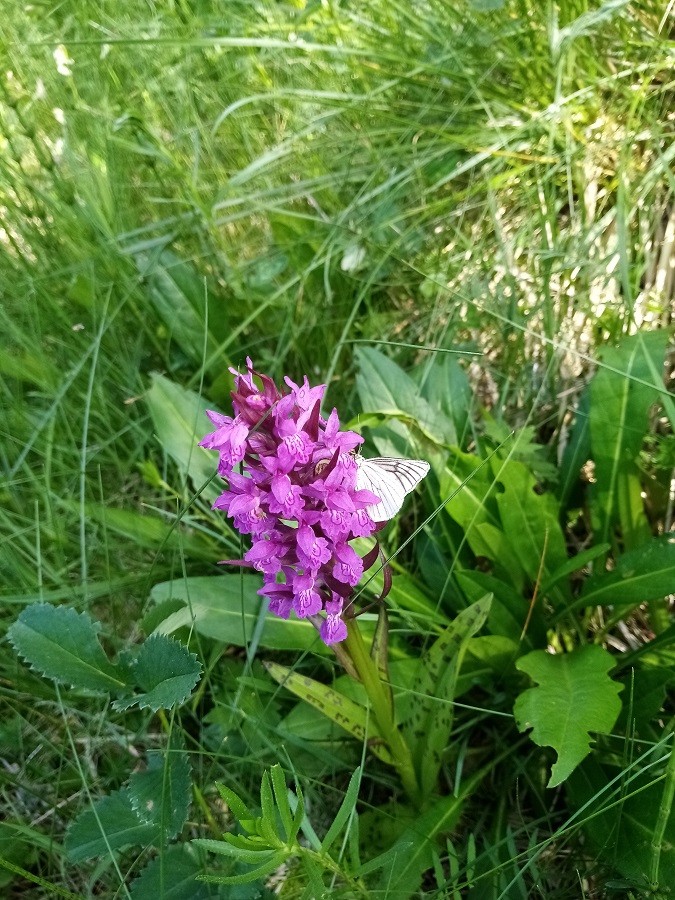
[416,354,471,448]
[8,604,126,694]
[577,535,675,611]
[146,373,222,504]
[151,575,376,652]
[67,740,192,861]
[386,575,442,622]
[541,542,611,594]
[568,755,675,886]
[439,449,525,585]
[138,250,225,371]
[82,502,217,560]
[491,457,570,606]
[514,646,623,787]
[150,575,322,651]
[355,346,454,446]
[280,659,418,748]
[486,418,559,483]
[130,845,215,900]
[264,661,394,765]
[65,790,159,862]
[113,634,201,712]
[463,635,520,687]
[589,331,669,547]
[127,740,192,841]
[407,595,491,794]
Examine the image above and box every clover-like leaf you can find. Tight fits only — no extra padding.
[8,604,127,694]
[113,634,201,712]
[65,789,159,862]
[66,740,192,861]
[127,740,192,842]
[514,645,622,787]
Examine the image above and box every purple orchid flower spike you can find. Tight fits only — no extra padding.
[200,359,387,645]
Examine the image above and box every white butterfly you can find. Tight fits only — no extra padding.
[354,456,430,522]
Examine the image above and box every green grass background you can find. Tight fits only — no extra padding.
[1,0,673,895]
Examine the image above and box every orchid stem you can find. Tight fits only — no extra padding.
[343,616,422,807]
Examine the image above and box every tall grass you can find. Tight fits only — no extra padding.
[1,0,673,895]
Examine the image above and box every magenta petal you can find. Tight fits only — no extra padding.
[320,614,348,645]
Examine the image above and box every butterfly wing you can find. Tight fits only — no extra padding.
[355,457,430,522]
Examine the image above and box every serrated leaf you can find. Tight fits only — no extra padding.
[65,790,159,862]
[264,661,394,765]
[130,845,215,900]
[8,604,126,694]
[514,646,623,787]
[127,740,191,841]
[406,595,491,794]
[113,634,201,712]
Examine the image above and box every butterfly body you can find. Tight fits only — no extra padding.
[354,456,430,522]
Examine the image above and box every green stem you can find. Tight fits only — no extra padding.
[343,617,422,806]
[649,728,675,890]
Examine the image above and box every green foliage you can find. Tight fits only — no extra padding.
[151,574,352,651]
[129,845,223,900]
[514,646,623,787]
[264,660,395,765]
[9,604,201,712]
[8,604,125,694]
[589,331,670,549]
[578,536,675,610]
[65,737,191,861]
[405,595,492,795]
[146,373,225,505]
[196,765,372,894]
[2,0,673,894]
[568,751,675,890]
